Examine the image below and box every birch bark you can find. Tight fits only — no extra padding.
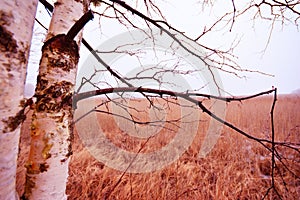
[0,1,38,200]
[23,0,88,199]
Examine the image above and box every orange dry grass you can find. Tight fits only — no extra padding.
[17,95,300,199]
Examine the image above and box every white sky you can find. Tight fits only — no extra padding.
[26,1,300,96]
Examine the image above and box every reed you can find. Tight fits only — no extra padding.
[17,95,300,199]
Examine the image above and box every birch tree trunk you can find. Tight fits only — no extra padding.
[0,1,38,200]
[23,0,88,199]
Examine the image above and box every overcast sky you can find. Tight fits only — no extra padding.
[26,1,300,96]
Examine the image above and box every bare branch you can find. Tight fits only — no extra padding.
[66,10,94,41]
[74,87,276,146]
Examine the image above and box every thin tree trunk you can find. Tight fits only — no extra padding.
[0,1,38,200]
[23,0,88,199]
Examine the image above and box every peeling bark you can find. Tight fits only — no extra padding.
[0,1,37,200]
[23,0,87,199]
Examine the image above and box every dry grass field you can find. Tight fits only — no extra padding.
[17,95,300,199]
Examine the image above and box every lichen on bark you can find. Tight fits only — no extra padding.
[24,32,80,199]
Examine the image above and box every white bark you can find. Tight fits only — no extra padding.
[24,0,88,199]
[0,1,37,200]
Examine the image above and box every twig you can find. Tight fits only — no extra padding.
[271,88,277,194]
[230,0,236,32]
[265,88,283,199]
